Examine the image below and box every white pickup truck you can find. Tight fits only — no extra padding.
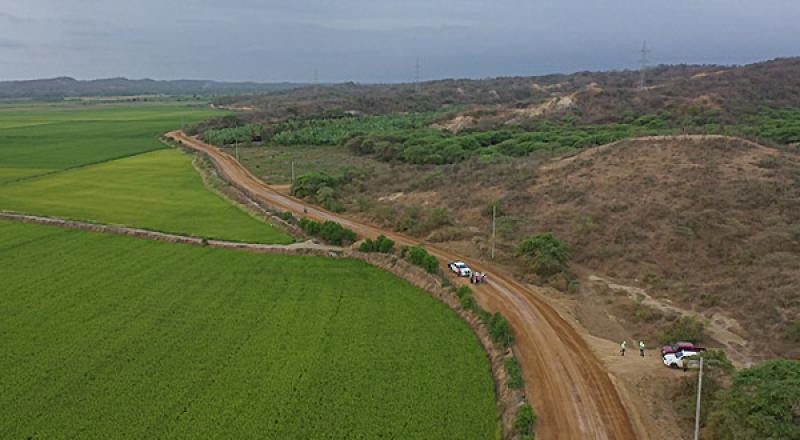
[663,349,701,369]
[448,261,472,277]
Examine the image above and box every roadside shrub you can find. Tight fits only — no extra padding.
[454,285,475,309]
[298,218,321,235]
[656,315,705,345]
[406,246,439,274]
[298,218,356,245]
[505,357,525,390]
[517,233,570,278]
[487,312,514,348]
[319,221,357,245]
[514,403,537,438]
[359,235,395,253]
[278,211,296,223]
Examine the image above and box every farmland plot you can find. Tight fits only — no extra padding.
[0,102,290,244]
[0,220,498,439]
[0,103,217,182]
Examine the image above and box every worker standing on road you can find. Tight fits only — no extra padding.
[639,341,645,357]
[620,340,626,356]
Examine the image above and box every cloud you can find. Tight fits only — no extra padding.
[0,0,798,81]
[0,38,25,49]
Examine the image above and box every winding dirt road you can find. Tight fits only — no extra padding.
[167,131,642,440]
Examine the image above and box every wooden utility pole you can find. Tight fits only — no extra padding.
[291,160,295,183]
[491,204,496,259]
[694,357,704,440]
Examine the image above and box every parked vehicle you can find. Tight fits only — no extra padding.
[448,261,472,277]
[660,341,705,356]
[663,349,701,369]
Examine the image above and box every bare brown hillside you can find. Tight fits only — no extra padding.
[517,136,800,357]
[337,136,800,360]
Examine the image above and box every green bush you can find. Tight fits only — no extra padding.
[298,218,356,245]
[487,312,514,348]
[278,211,296,223]
[513,403,537,438]
[704,360,800,440]
[406,246,439,274]
[517,233,570,277]
[291,172,338,198]
[359,235,395,254]
[505,357,525,390]
[656,315,705,345]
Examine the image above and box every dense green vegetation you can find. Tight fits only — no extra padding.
[202,112,437,146]
[0,220,498,439]
[203,107,800,167]
[359,234,395,253]
[517,233,570,278]
[297,218,358,245]
[0,149,291,244]
[403,245,440,274]
[0,103,217,183]
[291,169,367,212]
[704,360,800,440]
[514,403,538,439]
[505,357,525,390]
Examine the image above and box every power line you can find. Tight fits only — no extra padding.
[639,40,650,90]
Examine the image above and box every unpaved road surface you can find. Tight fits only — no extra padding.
[168,131,642,440]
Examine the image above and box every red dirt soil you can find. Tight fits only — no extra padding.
[167,131,642,440]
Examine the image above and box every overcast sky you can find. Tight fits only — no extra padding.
[1,0,798,82]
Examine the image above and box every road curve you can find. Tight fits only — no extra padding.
[167,131,641,440]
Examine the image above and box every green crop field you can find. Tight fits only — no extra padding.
[0,103,218,183]
[0,220,498,439]
[0,149,292,243]
[0,103,291,243]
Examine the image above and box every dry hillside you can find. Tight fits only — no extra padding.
[352,136,800,360]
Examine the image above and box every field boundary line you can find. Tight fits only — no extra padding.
[0,211,339,255]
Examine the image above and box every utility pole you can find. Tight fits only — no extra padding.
[235,139,240,162]
[291,160,295,183]
[491,204,497,259]
[694,357,704,440]
[639,40,650,91]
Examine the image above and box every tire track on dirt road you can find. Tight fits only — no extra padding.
[167,131,643,440]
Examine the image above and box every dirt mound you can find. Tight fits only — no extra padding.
[524,136,800,359]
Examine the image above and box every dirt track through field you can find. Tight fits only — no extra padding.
[167,131,642,440]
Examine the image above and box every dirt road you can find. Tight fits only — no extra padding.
[167,131,642,440]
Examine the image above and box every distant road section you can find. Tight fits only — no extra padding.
[167,131,642,440]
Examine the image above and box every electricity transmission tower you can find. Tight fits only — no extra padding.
[414,58,422,92]
[313,69,319,84]
[639,41,650,90]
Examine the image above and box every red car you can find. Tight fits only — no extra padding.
[660,342,705,357]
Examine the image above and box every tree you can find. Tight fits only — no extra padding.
[517,233,570,277]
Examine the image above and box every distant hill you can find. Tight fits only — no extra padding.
[218,57,800,124]
[0,77,304,100]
